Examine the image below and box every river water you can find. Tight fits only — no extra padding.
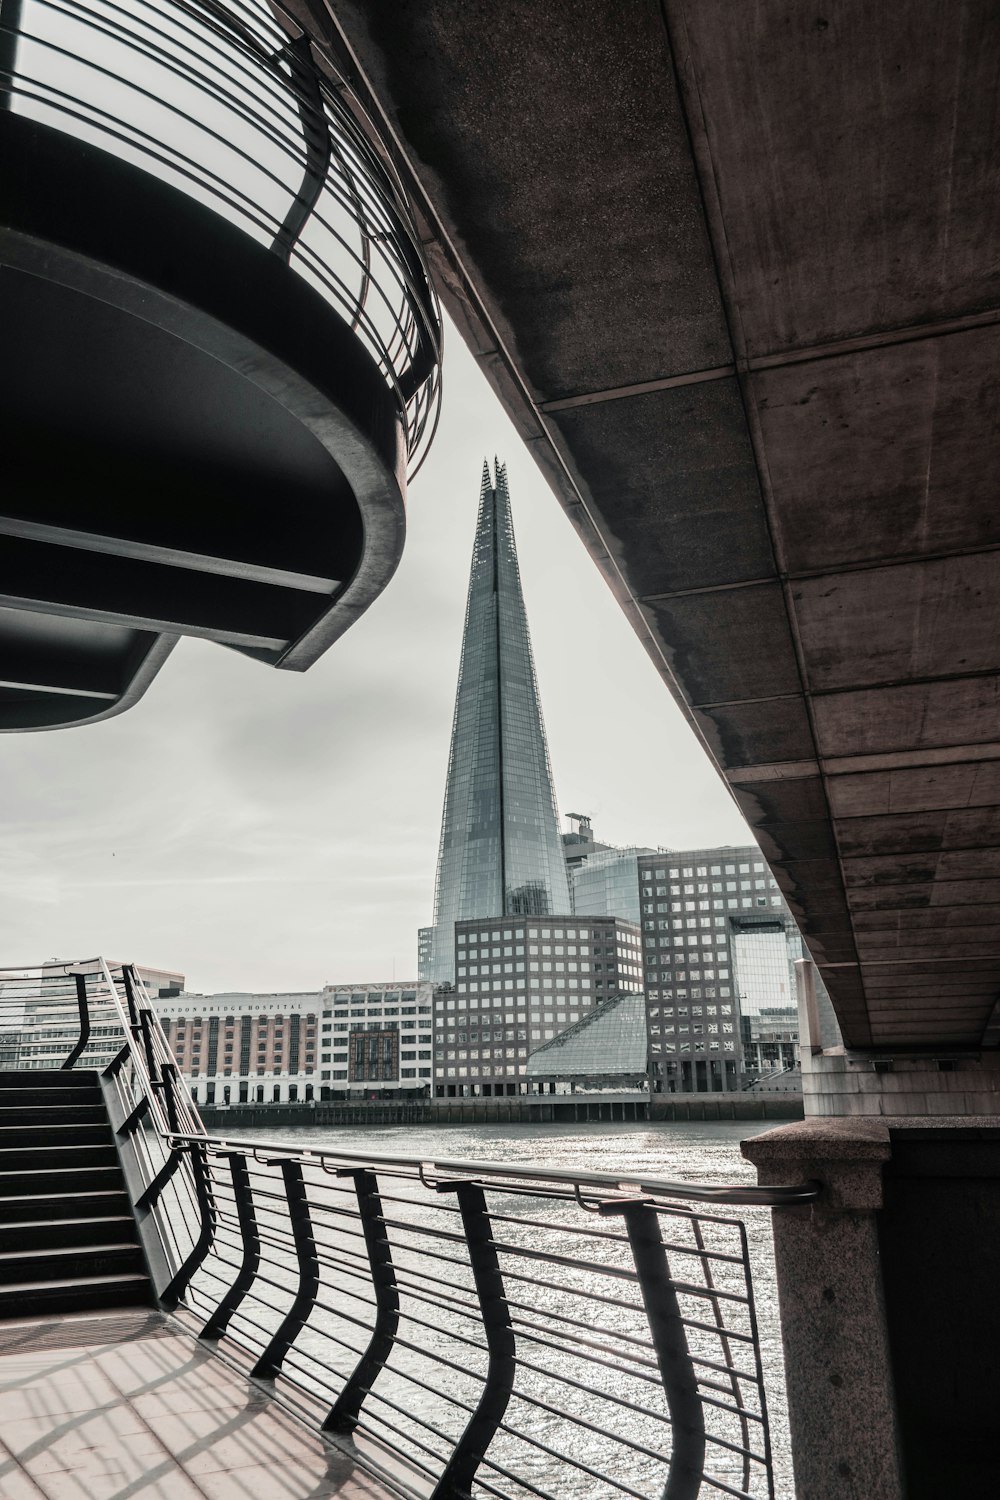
[264,1117,794,1500]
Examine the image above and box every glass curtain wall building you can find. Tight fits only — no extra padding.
[423,460,571,983]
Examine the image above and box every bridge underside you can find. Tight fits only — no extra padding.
[316,0,1000,1052]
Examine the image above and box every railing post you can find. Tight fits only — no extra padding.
[160,1062,181,1134]
[62,972,91,1070]
[136,1145,185,1211]
[137,1007,159,1084]
[324,1168,398,1433]
[121,963,140,1028]
[610,1199,707,1500]
[158,1143,216,1309]
[272,34,330,261]
[252,1160,319,1379]
[431,1181,515,1500]
[200,1153,260,1341]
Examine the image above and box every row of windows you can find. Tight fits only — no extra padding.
[651,1040,738,1053]
[325,1006,430,1018]
[647,986,733,999]
[443,1064,525,1077]
[324,991,419,1004]
[457,926,637,944]
[649,1004,733,1017]
[318,1068,432,1080]
[641,862,765,880]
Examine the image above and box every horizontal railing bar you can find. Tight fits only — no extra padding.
[701,1468,762,1500]
[284,1329,480,1419]
[508,1389,672,1461]
[169,1131,819,1207]
[482,1422,651,1500]
[514,1323,663,1381]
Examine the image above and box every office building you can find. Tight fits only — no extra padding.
[157,981,433,1104]
[569,842,654,927]
[639,846,802,1094]
[320,981,434,1097]
[435,914,642,1096]
[421,461,571,984]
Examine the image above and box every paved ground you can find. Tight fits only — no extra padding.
[0,1309,390,1499]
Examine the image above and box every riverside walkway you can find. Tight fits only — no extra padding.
[0,1309,388,1500]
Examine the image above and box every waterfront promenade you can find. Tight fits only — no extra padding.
[0,1310,389,1500]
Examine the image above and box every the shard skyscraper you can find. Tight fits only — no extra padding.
[423,460,571,984]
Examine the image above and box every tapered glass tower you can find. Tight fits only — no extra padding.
[424,460,571,983]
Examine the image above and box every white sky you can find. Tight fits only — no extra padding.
[1,319,752,991]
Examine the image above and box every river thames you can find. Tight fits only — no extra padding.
[266,1117,794,1499]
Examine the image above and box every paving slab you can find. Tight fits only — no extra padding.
[0,1310,391,1500]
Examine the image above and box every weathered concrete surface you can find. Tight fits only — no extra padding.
[742,1120,904,1500]
[313,0,1000,1053]
[745,1118,1000,1499]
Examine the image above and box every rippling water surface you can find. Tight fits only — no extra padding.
[263,1118,794,1499]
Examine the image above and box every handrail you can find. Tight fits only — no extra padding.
[0,0,443,474]
[161,1131,820,1209]
[4,956,800,1498]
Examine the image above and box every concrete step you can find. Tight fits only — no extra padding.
[0,1123,113,1148]
[0,1166,124,1197]
[0,1272,151,1317]
[0,1143,118,1172]
[0,1215,138,1254]
[0,1092,103,1116]
[0,1071,101,1088]
[0,1243,145,1285]
[0,1190,132,1222]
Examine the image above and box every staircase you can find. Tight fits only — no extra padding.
[0,1071,151,1316]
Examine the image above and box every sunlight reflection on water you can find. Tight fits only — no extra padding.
[264,1118,794,1500]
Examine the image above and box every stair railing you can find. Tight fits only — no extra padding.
[54,956,821,1500]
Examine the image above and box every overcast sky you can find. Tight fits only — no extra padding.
[1,320,752,992]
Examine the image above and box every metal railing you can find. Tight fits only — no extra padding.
[2,958,819,1500]
[0,0,442,472]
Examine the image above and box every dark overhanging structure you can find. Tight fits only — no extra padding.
[304,0,1000,1069]
[291,9,1000,1494]
[0,0,441,730]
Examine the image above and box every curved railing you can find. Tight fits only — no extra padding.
[0,0,442,474]
[1,958,820,1499]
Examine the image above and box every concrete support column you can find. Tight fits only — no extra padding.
[741,1120,904,1500]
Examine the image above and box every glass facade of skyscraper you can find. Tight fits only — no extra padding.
[732,925,797,1018]
[424,461,570,983]
[569,846,653,926]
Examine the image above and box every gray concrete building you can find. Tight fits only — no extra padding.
[435,914,642,1096]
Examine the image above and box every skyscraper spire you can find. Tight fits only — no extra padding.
[424,460,571,983]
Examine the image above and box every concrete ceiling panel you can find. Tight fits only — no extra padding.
[751,327,1000,575]
[812,677,1000,757]
[727,775,829,826]
[792,553,1000,692]
[826,761,1000,818]
[547,382,772,596]
[641,583,799,705]
[671,0,1000,355]
[692,697,815,769]
[338,1,731,398]
[848,880,1000,910]
[834,806,1000,859]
